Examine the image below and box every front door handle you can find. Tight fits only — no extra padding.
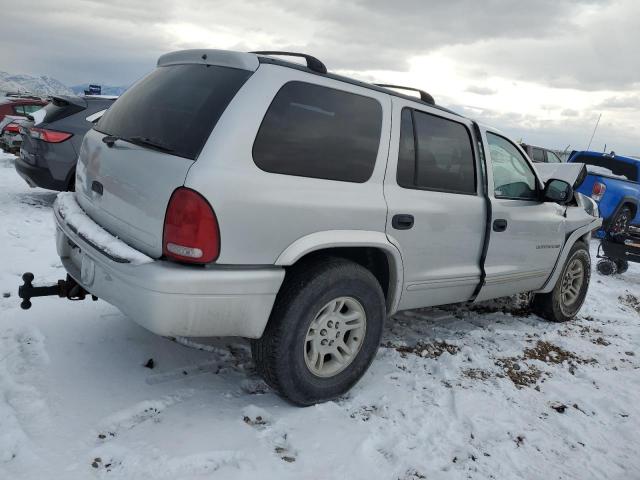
[91,180,103,195]
[493,219,508,232]
[392,214,414,230]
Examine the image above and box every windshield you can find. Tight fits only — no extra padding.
[95,64,252,160]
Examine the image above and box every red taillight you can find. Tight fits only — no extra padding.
[163,187,220,264]
[4,123,20,133]
[30,127,73,143]
[592,181,606,201]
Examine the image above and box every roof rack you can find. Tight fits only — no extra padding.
[374,84,435,105]
[250,51,327,74]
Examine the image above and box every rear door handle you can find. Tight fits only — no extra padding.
[91,180,103,195]
[493,219,508,232]
[392,214,414,230]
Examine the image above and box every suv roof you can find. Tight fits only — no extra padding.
[257,55,461,117]
[0,96,46,105]
[156,49,462,118]
[4,92,45,100]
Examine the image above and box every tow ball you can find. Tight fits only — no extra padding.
[18,272,97,310]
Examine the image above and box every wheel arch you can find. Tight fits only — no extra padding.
[537,218,601,293]
[604,197,638,231]
[618,197,638,216]
[275,230,404,314]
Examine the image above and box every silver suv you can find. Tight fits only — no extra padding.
[39,50,600,405]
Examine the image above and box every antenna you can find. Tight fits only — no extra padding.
[586,113,601,151]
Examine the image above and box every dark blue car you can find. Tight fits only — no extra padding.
[569,151,640,237]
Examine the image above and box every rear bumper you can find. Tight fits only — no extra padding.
[15,156,67,191]
[54,197,285,338]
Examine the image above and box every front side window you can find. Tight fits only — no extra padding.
[487,132,538,200]
[253,82,382,183]
[396,108,476,194]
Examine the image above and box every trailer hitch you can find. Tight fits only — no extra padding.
[18,272,97,310]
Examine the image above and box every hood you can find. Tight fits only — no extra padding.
[534,162,587,189]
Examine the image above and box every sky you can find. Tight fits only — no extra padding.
[1,0,638,155]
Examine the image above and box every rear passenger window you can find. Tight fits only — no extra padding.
[531,148,545,163]
[23,105,44,114]
[253,82,382,183]
[397,108,476,194]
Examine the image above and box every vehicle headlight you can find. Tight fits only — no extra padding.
[575,192,599,218]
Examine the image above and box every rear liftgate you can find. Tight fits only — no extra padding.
[18,272,97,310]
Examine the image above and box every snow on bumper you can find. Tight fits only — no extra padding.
[53,193,285,338]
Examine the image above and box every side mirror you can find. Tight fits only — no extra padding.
[543,179,573,205]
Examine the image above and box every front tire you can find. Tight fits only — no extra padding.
[532,242,591,322]
[252,258,386,406]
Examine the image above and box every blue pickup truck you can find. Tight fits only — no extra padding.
[568,151,640,237]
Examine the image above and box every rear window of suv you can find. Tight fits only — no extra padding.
[573,154,639,182]
[253,81,382,183]
[95,64,252,160]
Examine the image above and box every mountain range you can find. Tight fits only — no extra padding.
[70,83,128,96]
[0,71,126,97]
[0,71,73,97]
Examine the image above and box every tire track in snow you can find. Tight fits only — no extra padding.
[95,390,194,441]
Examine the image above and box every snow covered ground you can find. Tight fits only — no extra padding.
[1,151,639,480]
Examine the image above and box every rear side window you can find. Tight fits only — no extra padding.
[547,151,562,163]
[531,148,545,163]
[253,82,382,183]
[397,108,476,194]
[573,154,638,182]
[23,104,44,114]
[96,64,252,160]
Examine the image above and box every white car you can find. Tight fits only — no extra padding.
[21,49,601,405]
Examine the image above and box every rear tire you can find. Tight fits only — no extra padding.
[532,242,590,322]
[252,258,386,406]
[609,206,633,235]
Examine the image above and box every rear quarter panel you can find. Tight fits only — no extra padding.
[577,174,640,221]
[184,65,392,265]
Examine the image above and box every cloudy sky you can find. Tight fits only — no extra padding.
[1,0,638,155]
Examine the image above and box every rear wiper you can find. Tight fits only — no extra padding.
[126,136,174,153]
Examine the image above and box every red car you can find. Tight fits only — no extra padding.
[0,94,48,123]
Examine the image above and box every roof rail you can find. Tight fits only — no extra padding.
[374,84,435,105]
[5,92,43,101]
[250,51,327,74]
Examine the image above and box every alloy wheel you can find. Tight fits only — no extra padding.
[304,296,367,378]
